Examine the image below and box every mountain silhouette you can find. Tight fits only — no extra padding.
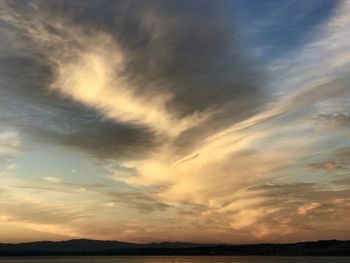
[0,239,209,254]
[0,239,349,256]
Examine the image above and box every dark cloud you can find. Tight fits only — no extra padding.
[110,0,266,151]
[37,0,263,113]
[117,1,264,114]
[0,53,156,160]
[26,113,157,161]
[0,0,267,159]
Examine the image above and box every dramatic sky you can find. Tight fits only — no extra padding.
[1,0,350,244]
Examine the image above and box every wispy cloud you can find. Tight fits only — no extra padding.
[0,130,21,153]
[0,0,350,243]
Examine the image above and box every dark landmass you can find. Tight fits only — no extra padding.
[0,239,349,256]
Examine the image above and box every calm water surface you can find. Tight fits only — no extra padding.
[0,256,349,263]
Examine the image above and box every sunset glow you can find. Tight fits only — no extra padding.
[0,0,350,244]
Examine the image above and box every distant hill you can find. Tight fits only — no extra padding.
[0,239,349,256]
[0,239,208,255]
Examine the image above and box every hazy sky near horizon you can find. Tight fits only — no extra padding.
[1,0,350,244]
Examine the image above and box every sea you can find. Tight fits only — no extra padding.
[0,256,349,263]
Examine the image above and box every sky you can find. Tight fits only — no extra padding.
[0,0,350,244]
